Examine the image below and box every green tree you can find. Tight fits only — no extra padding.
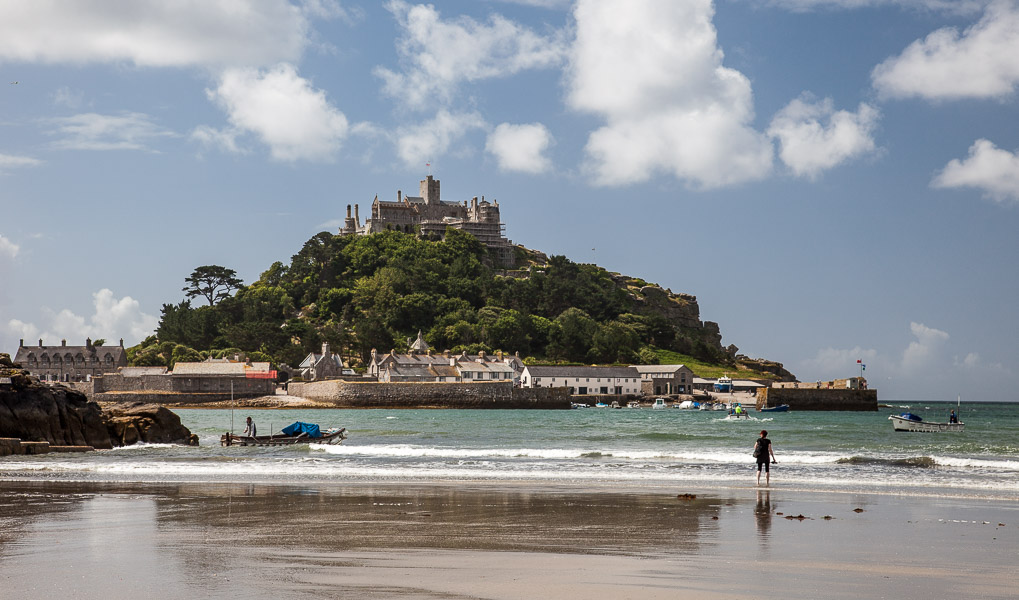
[182,265,243,306]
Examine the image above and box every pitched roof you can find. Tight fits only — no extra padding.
[172,362,247,375]
[631,364,690,374]
[524,365,640,378]
[120,366,167,377]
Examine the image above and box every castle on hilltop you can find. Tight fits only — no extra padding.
[337,175,515,267]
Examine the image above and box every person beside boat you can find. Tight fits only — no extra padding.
[753,430,777,486]
[949,410,959,424]
[243,416,257,438]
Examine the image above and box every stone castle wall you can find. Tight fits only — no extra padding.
[288,380,571,409]
[757,388,878,411]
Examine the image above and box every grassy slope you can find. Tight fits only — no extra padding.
[652,349,779,380]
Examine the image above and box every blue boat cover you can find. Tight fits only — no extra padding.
[899,413,923,422]
[281,421,322,438]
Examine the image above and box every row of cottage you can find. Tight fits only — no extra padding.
[15,335,722,398]
[360,333,695,396]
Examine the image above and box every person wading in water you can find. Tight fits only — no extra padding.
[754,430,777,486]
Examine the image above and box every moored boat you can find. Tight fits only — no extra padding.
[652,398,668,409]
[888,413,964,433]
[627,400,641,409]
[759,404,789,413]
[713,375,733,393]
[221,422,346,446]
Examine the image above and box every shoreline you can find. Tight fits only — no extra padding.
[2,479,1015,599]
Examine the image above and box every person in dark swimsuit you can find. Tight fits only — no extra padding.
[754,430,777,486]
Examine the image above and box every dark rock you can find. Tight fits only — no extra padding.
[0,369,196,448]
[676,493,697,500]
[0,374,113,449]
[103,402,198,445]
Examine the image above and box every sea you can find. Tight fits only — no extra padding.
[2,401,1017,501]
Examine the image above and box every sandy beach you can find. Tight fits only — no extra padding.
[1,480,1015,599]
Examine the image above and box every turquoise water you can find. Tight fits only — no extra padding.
[3,402,1016,500]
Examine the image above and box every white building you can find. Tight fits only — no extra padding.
[519,366,642,396]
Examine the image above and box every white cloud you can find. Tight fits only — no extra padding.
[566,0,773,188]
[396,110,487,167]
[901,321,950,373]
[376,0,565,109]
[485,123,553,173]
[762,0,990,14]
[203,64,349,162]
[4,289,158,349]
[0,153,43,170]
[0,0,310,68]
[47,112,176,151]
[51,86,86,110]
[0,235,19,259]
[768,96,880,178]
[872,0,1019,100]
[931,139,1019,203]
[801,346,878,378]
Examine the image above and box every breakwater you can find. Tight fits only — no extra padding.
[757,387,878,411]
[288,380,571,409]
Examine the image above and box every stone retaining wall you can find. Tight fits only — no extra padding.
[92,392,248,405]
[0,437,94,456]
[288,380,571,409]
[757,388,878,411]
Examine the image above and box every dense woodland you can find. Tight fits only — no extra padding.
[130,229,735,373]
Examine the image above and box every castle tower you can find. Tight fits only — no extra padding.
[420,175,440,205]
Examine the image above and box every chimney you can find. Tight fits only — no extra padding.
[497,350,503,361]
[443,349,450,358]
[354,204,360,225]
[120,338,124,347]
[86,337,92,349]
[346,204,351,218]
[234,353,240,362]
[398,190,402,202]
[19,339,23,347]
[322,342,330,357]
[61,339,66,346]
[39,338,43,347]
[478,350,486,359]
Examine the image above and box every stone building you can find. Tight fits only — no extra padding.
[337,175,516,267]
[631,364,694,395]
[368,331,524,383]
[297,342,350,381]
[14,338,128,382]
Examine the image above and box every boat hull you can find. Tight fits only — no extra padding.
[888,416,964,433]
[759,405,789,413]
[221,427,346,446]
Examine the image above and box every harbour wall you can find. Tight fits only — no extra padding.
[757,388,878,411]
[288,380,571,409]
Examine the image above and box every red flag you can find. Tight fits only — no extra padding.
[856,359,862,363]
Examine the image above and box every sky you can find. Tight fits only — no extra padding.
[1,0,1017,402]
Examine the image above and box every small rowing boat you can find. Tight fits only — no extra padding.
[221,422,347,446]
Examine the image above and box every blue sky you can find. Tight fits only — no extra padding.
[1,0,1017,401]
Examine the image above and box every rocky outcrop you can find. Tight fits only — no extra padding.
[0,353,196,448]
[103,402,198,446]
[1,355,114,449]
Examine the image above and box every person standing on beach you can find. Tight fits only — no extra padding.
[754,430,777,486]
[243,416,257,438]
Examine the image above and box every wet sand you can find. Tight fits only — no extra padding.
[1,481,1016,599]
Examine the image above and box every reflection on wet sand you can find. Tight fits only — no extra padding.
[153,482,725,557]
[755,489,773,542]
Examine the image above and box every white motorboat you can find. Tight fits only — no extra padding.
[888,414,964,432]
[724,412,752,421]
[675,400,696,410]
[627,401,641,409]
[652,398,668,409]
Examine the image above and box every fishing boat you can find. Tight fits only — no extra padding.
[713,375,733,393]
[759,404,789,413]
[888,413,963,433]
[889,396,965,432]
[652,398,668,409]
[221,422,347,446]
